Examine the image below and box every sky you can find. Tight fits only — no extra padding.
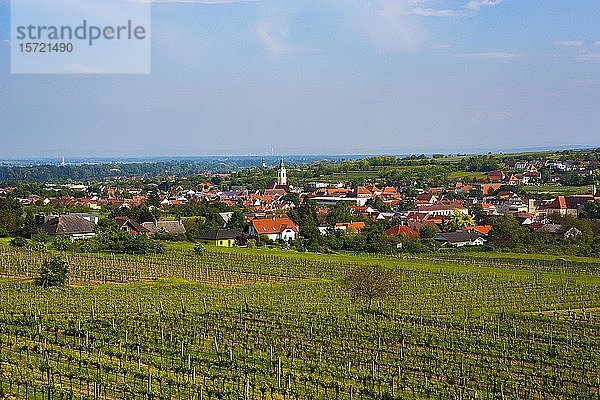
[1,0,600,158]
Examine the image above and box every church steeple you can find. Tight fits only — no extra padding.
[277,158,287,186]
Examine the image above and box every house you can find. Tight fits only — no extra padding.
[335,221,366,233]
[218,212,234,227]
[464,225,492,236]
[523,168,541,185]
[480,203,498,215]
[35,215,96,241]
[406,220,442,233]
[246,216,299,241]
[415,193,438,205]
[514,161,530,170]
[141,220,187,235]
[542,195,594,217]
[353,186,373,199]
[416,202,469,217]
[312,196,368,207]
[489,195,528,214]
[533,224,582,240]
[478,183,502,196]
[194,229,243,247]
[434,231,486,247]
[507,174,524,185]
[513,212,536,225]
[487,171,505,183]
[114,217,150,235]
[385,224,420,238]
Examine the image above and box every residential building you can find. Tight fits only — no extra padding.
[246,216,299,241]
[35,215,96,241]
[194,229,243,247]
[434,231,486,247]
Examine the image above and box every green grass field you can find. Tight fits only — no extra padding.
[0,244,598,399]
[523,184,594,195]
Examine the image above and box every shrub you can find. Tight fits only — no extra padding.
[10,237,28,247]
[31,229,50,243]
[51,235,72,251]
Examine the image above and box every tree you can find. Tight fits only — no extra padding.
[363,224,395,253]
[226,210,247,231]
[488,214,531,249]
[283,192,300,207]
[446,210,475,231]
[325,202,353,226]
[20,208,36,237]
[579,200,600,220]
[419,225,438,239]
[146,190,161,208]
[194,242,205,255]
[35,257,69,288]
[0,197,23,235]
[366,198,392,212]
[95,218,119,233]
[31,229,50,243]
[343,265,397,309]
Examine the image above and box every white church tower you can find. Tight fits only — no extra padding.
[277,158,287,186]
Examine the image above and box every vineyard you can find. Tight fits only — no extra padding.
[0,246,599,399]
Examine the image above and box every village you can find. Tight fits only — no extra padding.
[1,153,599,254]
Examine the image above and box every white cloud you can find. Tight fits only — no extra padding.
[465,0,503,11]
[457,52,520,60]
[553,40,600,63]
[412,8,466,17]
[256,20,295,59]
[337,0,426,53]
[555,40,585,52]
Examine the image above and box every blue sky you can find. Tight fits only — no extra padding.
[1,0,600,158]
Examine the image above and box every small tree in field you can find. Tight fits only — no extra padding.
[343,265,397,309]
[35,257,69,288]
[194,242,205,255]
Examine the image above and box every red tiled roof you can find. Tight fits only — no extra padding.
[385,224,419,238]
[251,217,299,234]
[465,225,492,235]
[335,221,366,232]
[355,186,372,195]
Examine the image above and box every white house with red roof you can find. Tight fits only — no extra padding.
[246,216,299,241]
